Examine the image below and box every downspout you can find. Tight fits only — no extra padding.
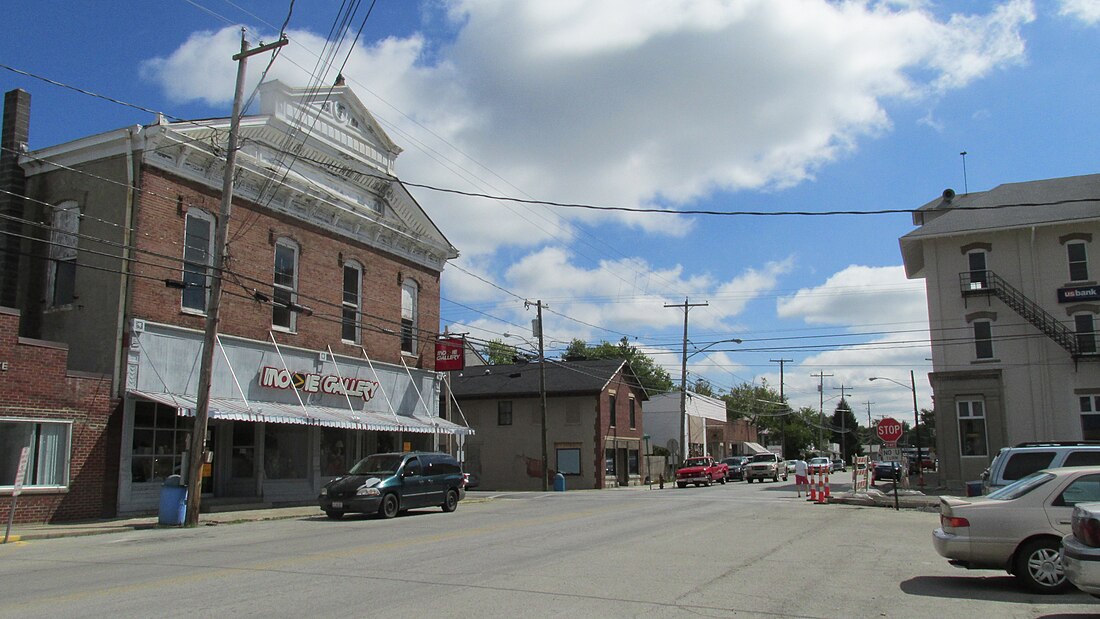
[112,126,140,397]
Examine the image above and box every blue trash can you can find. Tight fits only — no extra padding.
[159,474,188,525]
[553,472,566,492]
[965,480,983,497]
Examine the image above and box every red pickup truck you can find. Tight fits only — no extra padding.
[675,456,728,488]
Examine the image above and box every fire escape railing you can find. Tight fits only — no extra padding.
[959,270,1095,359]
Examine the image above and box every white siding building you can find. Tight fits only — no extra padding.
[900,175,1100,489]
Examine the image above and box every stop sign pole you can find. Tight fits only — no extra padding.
[877,417,903,511]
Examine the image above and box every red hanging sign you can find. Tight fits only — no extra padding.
[435,338,465,371]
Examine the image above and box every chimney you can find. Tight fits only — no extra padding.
[0,89,30,309]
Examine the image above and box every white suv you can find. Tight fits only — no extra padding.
[982,442,1100,493]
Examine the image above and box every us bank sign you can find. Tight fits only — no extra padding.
[259,366,379,401]
[1058,285,1100,303]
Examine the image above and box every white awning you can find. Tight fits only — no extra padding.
[128,390,473,435]
[743,442,770,454]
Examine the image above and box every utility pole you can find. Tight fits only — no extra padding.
[666,298,708,463]
[864,401,875,459]
[833,383,853,459]
[771,359,792,457]
[526,300,549,492]
[811,371,832,453]
[184,32,287,526]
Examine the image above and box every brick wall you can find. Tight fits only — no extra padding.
[129,168,442,369]
[0,307,118,524]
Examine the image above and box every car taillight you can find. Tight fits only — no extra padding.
[941,515,969,529]
[1072,513,1100,547]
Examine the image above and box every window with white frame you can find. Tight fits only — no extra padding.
[47,201,79,307]
[181,210,214,313]
[1,418,71,489]
[1080,394,1100,440]
[1069,242,1090,282]
[341,261,362,343]
[401,278,418,354]
[131,400,191,483]
[608,393,616,428]
[272,240,298,331]
[1076,313,1097,355]
[957,399,988,457]
[967,250,988,289]
[973,320,994,359]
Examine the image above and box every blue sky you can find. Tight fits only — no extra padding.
[3,0,1099,424]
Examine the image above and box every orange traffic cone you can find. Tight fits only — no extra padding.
[808,470,817,502]
[823,469,831,501]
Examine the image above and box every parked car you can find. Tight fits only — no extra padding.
[872,461,903,482]
[318,452,465,519]
[982,441,1100,493]
[808,457,831,475]
[785,460,797,474]
[831,459,846,473]
[932,466,1100,593]
[1062,501,1100,596]
[721,457,746,481]
[744,452,788,483]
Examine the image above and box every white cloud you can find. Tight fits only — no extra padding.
[776,265,928,327]
[140,1,1036,257]
[1060,0,1100,24]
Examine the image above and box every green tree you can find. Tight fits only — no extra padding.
[561,337,675,393]
[721,381,819,459]
[830,398,863,461]
[484,339,520,365]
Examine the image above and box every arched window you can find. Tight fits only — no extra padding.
[181,209,214,313]
[272,239,299,331]
[47,201,80,307]
[342,261,362,343]
[400,278,418,353]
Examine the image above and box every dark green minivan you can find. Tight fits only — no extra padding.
[318,452,465,519]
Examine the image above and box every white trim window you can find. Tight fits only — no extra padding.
[957,399,988,457]
[967,250,988,289]
[973,320,994,360]
[0,418,72,489]
[47,201,79,307]
[1076,313,1097,355]
[341,261,362,343]
[1069,241,1089,282]
[1081,395,1100,441]
[272,240,299,331]
[181,209,214,313]
[401,278,418,354]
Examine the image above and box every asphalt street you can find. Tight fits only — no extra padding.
[1,479,1097,618]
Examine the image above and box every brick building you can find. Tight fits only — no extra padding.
[0,307,116,524]
[3,81,469,519]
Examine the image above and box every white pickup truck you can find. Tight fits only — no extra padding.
[744,452,788,483]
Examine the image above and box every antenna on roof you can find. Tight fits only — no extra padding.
[960,151,969,194]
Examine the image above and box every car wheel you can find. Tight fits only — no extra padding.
[1014,537,1070,593]
[783,474,789,481]
[324,509,344,520]
[442,488,459,512]
[772,474,779,482]
[677,482,687,488]
[719,477,726,485]
[378,493,400,519]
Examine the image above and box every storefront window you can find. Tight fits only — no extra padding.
[556,447,581,475]
[264,424,308,479]
[628,449,639,475]
[321,428,350,476]
[231,422,255,479]
[0,418,71,489]
[131,400,190,483]
[605,448,616,474]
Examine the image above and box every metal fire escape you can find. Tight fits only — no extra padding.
[960,270,1098,362]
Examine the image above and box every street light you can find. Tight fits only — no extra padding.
[679,337,742,462]
[869,371,924,489]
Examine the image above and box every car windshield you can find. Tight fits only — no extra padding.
[349,454,405,476]
[684,459,708,467]
[811,458,829,465]
[987,471,1055,500]
[751,454,775,463]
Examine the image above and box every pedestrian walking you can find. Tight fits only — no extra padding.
[793,457,809,497]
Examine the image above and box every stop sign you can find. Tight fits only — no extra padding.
[877,417,903,444]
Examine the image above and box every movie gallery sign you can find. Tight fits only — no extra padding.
[258,367,378,401]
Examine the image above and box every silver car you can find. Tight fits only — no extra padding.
[932,466,1100,593]
[1061,501,1100,596]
